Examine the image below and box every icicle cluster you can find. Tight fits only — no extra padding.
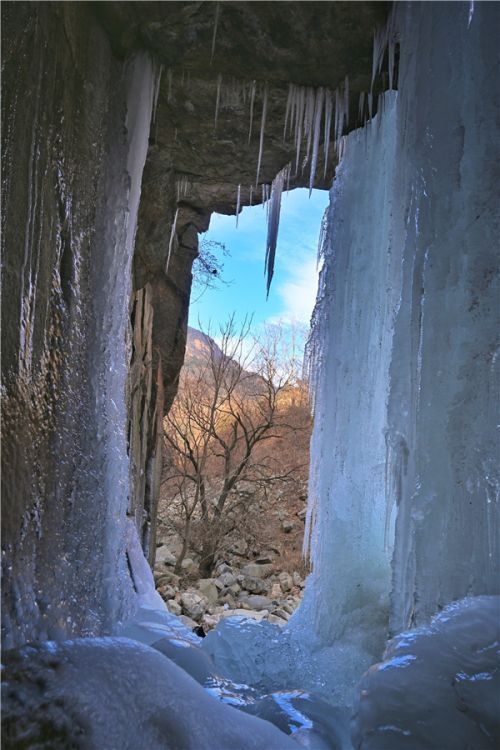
[176,176,190,202]
[264,164,291,296]
[281,79,349,193]
[357,8,399,125]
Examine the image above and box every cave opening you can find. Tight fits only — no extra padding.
[2,2,499,748]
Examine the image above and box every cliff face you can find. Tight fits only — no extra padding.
[1,1,385,646]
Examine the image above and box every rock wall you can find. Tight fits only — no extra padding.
[2,1,386,646]
[1,2,155,646]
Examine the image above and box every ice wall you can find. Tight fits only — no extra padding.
[297,0,499,654]
[1,4,156,647]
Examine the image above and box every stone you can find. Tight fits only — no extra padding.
[221,609,269,622]
[273,608,290,621]
[238,595,273,611]
[240,576,269,595]
[282,520,294,533]
[181,558,198,574]
[229,539,248,556]
[296,508,307,521]
[154,545,177,567]
[158,584,177,601]
[180,591,207,620]
[292,571,304,587]
[241,562,273,579]
[215,572,237,589]
[267,614,288,627]
[167,599,182,616]
[270,583,283,599]
[278,572,293,592]
[179,614,200,631]
[197,579,219,604]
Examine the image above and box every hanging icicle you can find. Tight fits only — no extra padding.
[248,80,256,145]
[323,89,333,180]
[343,76,350,128]
[264,164,290,296]
[214,74,222,130]
[176,176,189,202]
[167,68,173,103]
[166,208,179,274]
[235,184,241,227]
[249,185,253,206]
[210,2,220,65]
[255,84,268,186]
[152,65,163,124]
[283,84,294,141]
[309,87,324,194]
[358,92,366,123]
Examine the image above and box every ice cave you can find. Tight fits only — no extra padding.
[1,2,499,748]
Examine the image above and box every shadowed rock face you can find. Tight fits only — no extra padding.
[1,1,387,645]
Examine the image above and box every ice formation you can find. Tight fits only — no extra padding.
[352,596,500,749]
[255,84,268,186]
[210,1,220,65]
[264,164,291,294]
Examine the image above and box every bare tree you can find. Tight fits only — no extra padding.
[162,317,310,577]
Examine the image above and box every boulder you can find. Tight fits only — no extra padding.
[281,520,294,533]
[155,545,177,567]
[241,576,269,595]
[167,599,182,616]
[221,609,269,622]
[273,608,291,621]
[215,572,237,589]
[180,591,207,620]
[179,614,200,631]
[292,571,304,587]
[197,579,219,604]
[181,558,198,574]
[267,614,288,627]
[241,562,273,579]
[158,584,177,601]
[278,572,293,592]
[238,595,273,611]
[270,583,283,599]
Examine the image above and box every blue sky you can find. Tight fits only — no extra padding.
[189,188,329,334]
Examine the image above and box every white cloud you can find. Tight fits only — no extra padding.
[268,255,321,326]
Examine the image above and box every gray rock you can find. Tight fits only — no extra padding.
[155,545,177,567]
[292,571,304,587]
[221,609,269,622]
[278,572,293,592]
[197,579,219,604]
[181,558,198,574]
[296,508,307,521]
[158,584,177,601]
[180,591,207,620]
[281,520,294,533]
[238,594,273,611]
[267,614,288,627]
[167,599,182,616]
[215,572,237,589]
[273,608,290,621]
[241,576,270,595]
[241,562,273,579]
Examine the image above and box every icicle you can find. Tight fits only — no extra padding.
[316,206,329,268]
[358,92,365,123]
[249,185,253,206]
[210,2,220,65]
[388,37,395,90]
[343,76,349,128]
[303,88,316,169]
[309,87,324,194]
[323,89,333,180]
[283,84,294,141]
[152,65,163,124]
[166,208,179,274]
[261,183,266,209]
[294,87,305,174]
[264,164,290,296]
[214,74,222,130]
[368,91,373,120]
[167,68,173,103]
[255,84,268,186]
[235,184,241,227]
[248,80,256,145]
[176,176,189,202]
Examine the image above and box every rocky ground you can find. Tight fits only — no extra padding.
[154,483,309,634]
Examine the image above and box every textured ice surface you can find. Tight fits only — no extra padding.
[1,637,297,750]
[298,0,500,664]
[352,596,500,749]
